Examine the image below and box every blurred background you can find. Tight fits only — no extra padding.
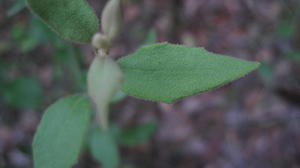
[1,0,300,168]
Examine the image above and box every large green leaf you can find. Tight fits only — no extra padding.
[118,43,260,104]
[26,0,99,43]
[89,128,120,168]
[33,94,92,168]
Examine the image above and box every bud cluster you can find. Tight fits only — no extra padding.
[92,0,122,56]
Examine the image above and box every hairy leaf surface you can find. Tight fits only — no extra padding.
[26,0,99,43]
[118,43,260,103]
[33,94,92,168]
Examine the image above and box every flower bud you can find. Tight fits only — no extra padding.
[87,56,123,130]
[92,33,111,52]
[101,0,122,40]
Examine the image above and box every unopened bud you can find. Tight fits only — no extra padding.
[87,56,123,130]
[101,0,122,40]
[92,33,111,54]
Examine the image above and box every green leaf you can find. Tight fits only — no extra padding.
[7,0,26,17]
[276,22,295,38]
[26,0,99,43]
[286,50,300,63]
[89,128,120,168]
[258,63,274,83]
[11,23,27,41]
[143,29,157,45]
[33,94,92,168]
[111,90,127,103]
[120,122,157,146]
[2,77,43,109]
[11,22,41,53]
[118,43,260,103]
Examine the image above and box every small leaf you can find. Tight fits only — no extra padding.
[276,22,295,38]
[120,122,158,146]
[33,94,92,168]
[26,0,99,43]
[118,43,260,103]
[286,50,300,63]
[7,0,26,17]
[87,56,123,130]
[89,128,120,168]
[11,23,39,53]
[2,76,43,109]
[111,90,127,103]
[143,29,157,45]
[258,63,274,83]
